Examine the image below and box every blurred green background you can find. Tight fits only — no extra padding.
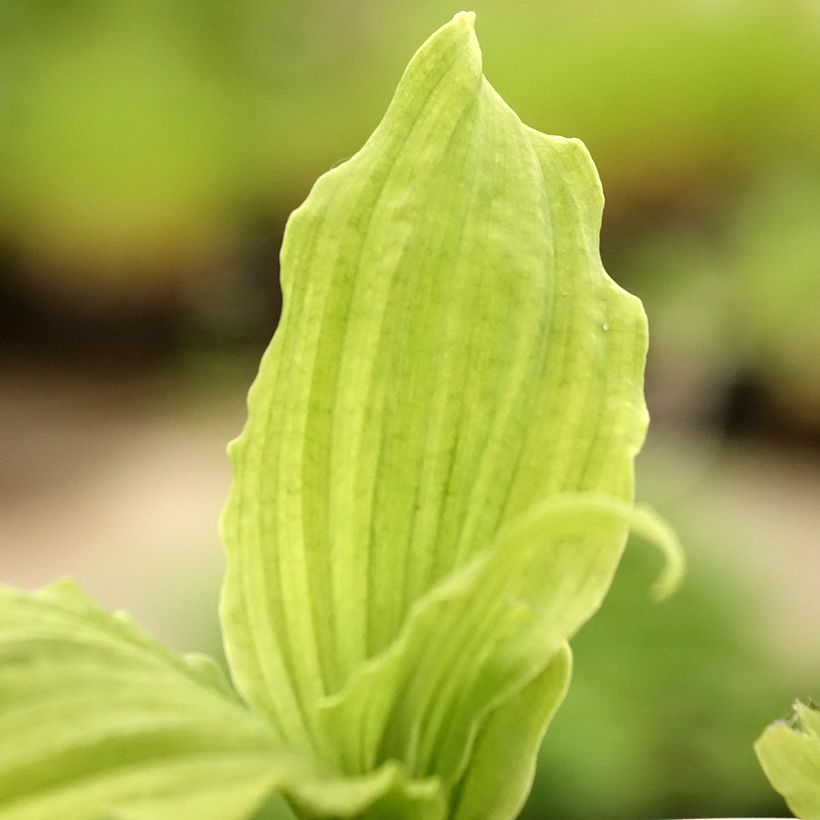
[1,1,818,817]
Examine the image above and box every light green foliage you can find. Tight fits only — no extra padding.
[756,702,820,818]
[0,14,681,820]
[0,580,280,820]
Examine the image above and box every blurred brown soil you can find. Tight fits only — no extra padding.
[1,365,818,671]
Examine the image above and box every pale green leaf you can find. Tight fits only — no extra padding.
[0,579,278,820]
[220,9,675,816]
[223,6,646,723]
[0,581,446,820]
[316,497,679,792]
[451,645,571,820]
[756,701,820,818]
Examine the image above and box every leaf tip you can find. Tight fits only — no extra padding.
[648,533,686,603]
[452,10,477,29]
[409,9,482,81]
[629,505,686,602]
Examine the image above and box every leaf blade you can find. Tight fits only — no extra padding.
[220,10,667,815]
[756,701,820,818]
[451,644,572,820]
[0,580,280,820]
[222,5,648,726]
[0,581,447,820]
[316,496,678,792]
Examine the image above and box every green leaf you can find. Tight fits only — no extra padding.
[756,701,820,818]
[221,9,678,817]
[0,579,278,820]
[317,497,673,772]
[0,12,683,820]
[222,7,646,724]
[451,645,571,820]
[0,581,445,820]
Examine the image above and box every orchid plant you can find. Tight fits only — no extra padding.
[8,10,814,820]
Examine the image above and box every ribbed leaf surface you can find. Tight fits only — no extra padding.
[222,7,646,732]
[0,580,279,820]
[0,580,451,820]
[220,11,668,818]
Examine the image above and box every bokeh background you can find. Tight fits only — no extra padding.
[1,1,818,817]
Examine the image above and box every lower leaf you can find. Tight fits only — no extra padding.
[0,581,446,820]
[0,580,281,820]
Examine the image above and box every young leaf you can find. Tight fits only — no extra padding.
[316,497,678,784]
[221,9,678,817]
[450,645,571,820]
[756,701,820,818]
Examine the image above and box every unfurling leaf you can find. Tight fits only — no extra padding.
[756,701,820,818]
[0,12,682,820]
[222,10,680,818]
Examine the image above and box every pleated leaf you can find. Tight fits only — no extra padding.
[756,701,820,818]
[0,580,448,820]
[0,579,277,820]
[220,10,674,818]
[222,7,646,726]
[317,497,676,775]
